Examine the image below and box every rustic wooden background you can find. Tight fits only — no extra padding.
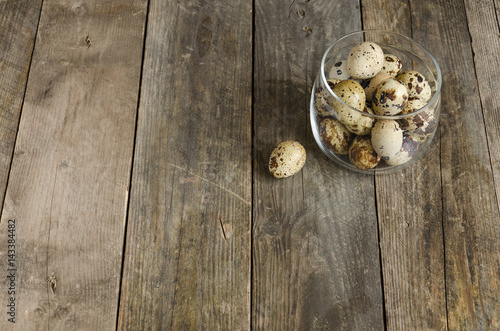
[0,0,499,330]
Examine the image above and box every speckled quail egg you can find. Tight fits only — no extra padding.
[399,97,437,140]
[379,54,403,76]
[396,70,432,102]
[371,120,404,158]
[269,141,306,178]
[347,42,384,79]
[330,79,366,129]
[328,61,350,80]
[348,135,381,170]
[314,79,341,117]
[372,77,408,115]
[345,104,375,135]
[319,118,353,154]
[361,72,392,102]
[382,133,419,166]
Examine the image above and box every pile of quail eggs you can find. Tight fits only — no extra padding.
[314,41,437,170]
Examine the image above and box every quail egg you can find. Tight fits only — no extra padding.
[396,70,432,102]
[361,72,392,102]
[328,61,350,80]
[314,79,341,117]
[269,141,306,178]
[383,133,419,166]
[347,42,385,79]
[319,118,353,154]
[372,77,408,115]
[399,97,437,139]
[349,135,381,170]
[371,120,404,158]
[379,54,403,76]
[345,104,375,135]
[330,79,366,129]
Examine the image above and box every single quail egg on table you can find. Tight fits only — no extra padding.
[397,70,432,102]
[330,79,366,130]
[269,141,306,178]
[347,41,385,79]
[379,54,403,76]
[372,77,408,115]
[349,135,381,170]
[319,118,353,154]
[371,119,404,158]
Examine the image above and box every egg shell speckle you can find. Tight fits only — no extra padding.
[361,72,392,102]
[371,120,403,158]
[383,133,419,166]
[399,97,437,138]
[331,79,366,128]
[269,141,306,178]
[345,104,375,135]
[319,118,353,154]
[396,70,432,102]
[314,79,341,117]
[328,61,350,80]
[347,42,385,79]
[379,54,403,76]
[372,78,408,115]
[349,135,381,170]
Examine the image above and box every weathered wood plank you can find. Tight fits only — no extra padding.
[413,0,500,329]
[253,1,384,329]
[465,0,500,226]
[361,0,447,329]
[117,1,252,330]
[0,1,147,329]
[0,0,42,210]
[459,0,500,328]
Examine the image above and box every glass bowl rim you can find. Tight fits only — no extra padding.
[320,30,442,120]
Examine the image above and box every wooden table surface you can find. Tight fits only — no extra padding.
[1,0,499,330]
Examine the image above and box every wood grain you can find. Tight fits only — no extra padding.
[0,1,147,329]
[464,0,500,229]
[457,0,500,328]
[117,0,252,329]
[417,0,500,329]
[252,0,384,329]
[361,0,447,329]
[0,0,42,211]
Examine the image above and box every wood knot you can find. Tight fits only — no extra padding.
[46,273,57,294]
[72,4,87,15]
[302,26,313,34]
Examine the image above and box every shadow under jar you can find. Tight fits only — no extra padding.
[310,30,442,174]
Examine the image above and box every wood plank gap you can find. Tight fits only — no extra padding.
[408,0,413,38]
[373,175,388,331]
[0,0,44,222]
[115,1,151,330]
[438,116,450,330]
[359,0,365,31]
[250,0,255,329]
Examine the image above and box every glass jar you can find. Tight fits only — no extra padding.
[310,30,442,174]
